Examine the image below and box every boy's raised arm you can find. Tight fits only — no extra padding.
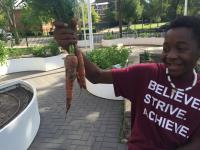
[53,22,113,84]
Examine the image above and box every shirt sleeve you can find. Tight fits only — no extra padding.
[112,63,158,101]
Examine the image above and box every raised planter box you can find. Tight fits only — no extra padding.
[101,37,164,47]
[86,78,123,101]
[0,80,40,150]
[0,54,66,75]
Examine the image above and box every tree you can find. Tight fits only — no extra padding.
[20,5,44,46]
[176,0,200,16]
[118,0,122,37]
[91,5,100,24]
[0,0,24,44]
[148,0,162,25]
[78,2,100,26]
[25,0,76,24]
[25,0,100,33]
[188,0,200,16]
[166,0,180,20]
[104,0,118,26]
[121,0,143,28]
[0,13,6,29]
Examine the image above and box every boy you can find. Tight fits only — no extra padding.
[54,16,200,150]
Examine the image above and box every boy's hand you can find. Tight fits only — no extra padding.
[53,21,77,51]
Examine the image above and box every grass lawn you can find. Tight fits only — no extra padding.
[130,22,167,30]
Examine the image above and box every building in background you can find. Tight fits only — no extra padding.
[93,2,109,20]
[93,0,117,29]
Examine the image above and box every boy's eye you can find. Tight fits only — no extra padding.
[163,46,169,52]
[176,46,187,52]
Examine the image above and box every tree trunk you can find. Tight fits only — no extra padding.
[11,10,20,44]
[118,0,122,38]
[25,36,29,47]
[7,9,20,45]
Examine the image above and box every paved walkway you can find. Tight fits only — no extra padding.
[0,68,127,150]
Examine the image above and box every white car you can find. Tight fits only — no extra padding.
[6,32,13,40]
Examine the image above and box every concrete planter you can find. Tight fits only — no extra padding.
[101,37,164,47]
[0,80,40,150]
[86,79,123,100]
[0,54,66,75]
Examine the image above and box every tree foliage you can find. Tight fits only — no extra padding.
[176,0,200,16]
[0,0,23,44]
[104,0,118,25]
[141,0,200,23]
[0,13,6,28]
[25,0,77,24]
[25,0,100,30]
[78,2,100,25]
[121,0,143,24]
[20,5,44,38]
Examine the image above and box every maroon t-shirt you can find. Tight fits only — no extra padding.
[112,63,200,150]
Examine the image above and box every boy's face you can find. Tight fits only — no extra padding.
[161,27,200,78]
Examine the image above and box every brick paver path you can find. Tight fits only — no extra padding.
[1,68,127,150]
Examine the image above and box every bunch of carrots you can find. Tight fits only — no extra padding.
[39,0,86,114]
[64,18,86,114]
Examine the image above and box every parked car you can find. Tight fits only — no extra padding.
[5,32,13,40]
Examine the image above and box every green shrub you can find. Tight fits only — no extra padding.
[86,46,131,69]
[7,47,33,58]
[140,52,162,63]
[0,41,8,65]
[47,40,60,56]
[104,31,114,40]
[32,40,60,57]
[143,50,151,61]
[32,46,47,57]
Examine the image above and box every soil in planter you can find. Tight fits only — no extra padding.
[0,85,33,129]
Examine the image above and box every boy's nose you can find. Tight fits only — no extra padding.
[167,49,178,59]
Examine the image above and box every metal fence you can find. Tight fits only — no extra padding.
[78,29,165,44]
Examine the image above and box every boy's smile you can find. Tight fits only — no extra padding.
[161,27,200,78]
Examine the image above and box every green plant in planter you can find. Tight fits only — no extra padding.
[7,47,33,58]
[140,51,162,63]
[143,50,151,61]
[104,31,114,40]
[86,46,131,69]
[0,40,8,65]
[32,40,60,57]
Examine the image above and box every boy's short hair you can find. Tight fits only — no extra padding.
[167,16,200,47]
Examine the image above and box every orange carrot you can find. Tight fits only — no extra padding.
[62,17,87,114]
[64,54,78,114]
[69,17,86,89]
[76,49,86,89]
